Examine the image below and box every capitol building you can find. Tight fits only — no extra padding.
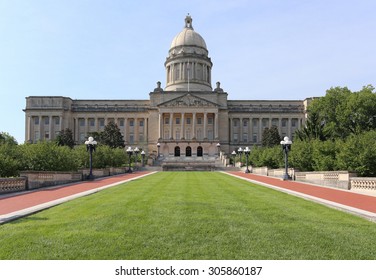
[24,15,310,158]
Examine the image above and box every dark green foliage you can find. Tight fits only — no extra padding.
[0,132,18,145]
[98,121,125,148]
[55,128,75,148]
[261,126,281,147]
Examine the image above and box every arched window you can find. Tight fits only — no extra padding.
[186,146,192,157]
[174,146,180,157]
[197,146,203,157]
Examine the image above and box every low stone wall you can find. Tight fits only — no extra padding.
[19,171,83,190]
[294,171,356,190]
[0,177,27,194]
[350,178,376,191]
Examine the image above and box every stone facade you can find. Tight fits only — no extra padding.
[24,15,310,157]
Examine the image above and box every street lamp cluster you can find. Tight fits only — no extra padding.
[232,146,251,173]
[280,136,292,180]
[126,146,146,173]
[84,136,97,180]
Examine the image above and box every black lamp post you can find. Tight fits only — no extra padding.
[237,147,243,168]
[134,147,139,170]
[157,142,160,158]
[126,146,133,173]
[141,150,145,167]
[85,136,97,180]
[231,150,236,167]
[280,136,292,180]
[244,146,250,173]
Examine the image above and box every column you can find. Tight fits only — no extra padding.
[169,113,173,139]
[192,113,196,139]
[59,116,63,131]
[229,118,233,142]
[214,113,219,139]
[39,116,43,140]
[27,116,32,142]
[204,112,207,139]
[124,117,128,143]
[249,117,253,143]
[158,113,162,140]
[48,116,53,139]
[278,118,282,135]
[181,113,185,139]
[288,118,292,138]
[145,117,148,143]
[135,118,139,143]
[239,118,243,143]
[259,118,262,143]
[85,117,89,137]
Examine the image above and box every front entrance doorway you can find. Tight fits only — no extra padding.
[197,146,203,157]
[174,146,180,157]
[186,146,192,157]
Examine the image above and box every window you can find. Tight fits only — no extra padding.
[79,133,85,142]
[234,133,238,142]
[176,131,180,139]
[292,119,297,127]
[79,119,85,126]
[233,119,238,127]
[253,134,257,142]
[119,119,124,127]
[165,118,170,124]
[243,120,248,127]
[176,118,180,125]
[140,120,144,127]
[34,131,40,141]
[197,118,202,125]
[90,119,95,126]
[130,120,134,127]
[282,119,287,127]
[243,133,248,142]
[272,118,278,127]
[44,117,49,125]
[253,119,258,128]
[34,117,39,125]
[129,134,134,144]
[55,117,60,125]
[139,134,144,142]
[208,117,213,125]
[186,118,191,124]
[99,119,105,127]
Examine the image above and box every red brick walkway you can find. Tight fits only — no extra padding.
[227,171,376,217]
[0,171,152,220]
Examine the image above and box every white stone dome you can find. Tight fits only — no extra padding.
[169,15,207,51]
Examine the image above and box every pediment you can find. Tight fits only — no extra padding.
[158,93,219,108]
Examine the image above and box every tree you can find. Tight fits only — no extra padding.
[308,85,376,140]
[0,132,18,145]
[100,121,125,148]
[295,111,328,141]
[261,126,281,147]
[56,128,75,148]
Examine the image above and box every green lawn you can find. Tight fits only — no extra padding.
[1,171,376,260]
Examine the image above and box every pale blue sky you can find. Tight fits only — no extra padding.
[1,0,375,143]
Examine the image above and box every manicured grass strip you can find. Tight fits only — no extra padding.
[0,172,376,260]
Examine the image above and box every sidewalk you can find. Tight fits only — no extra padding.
[0,171,155,224]
[226,171,376,222]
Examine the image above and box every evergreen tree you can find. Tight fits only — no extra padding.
[56,128,75,148]
[261,126,281,147]
[101,121,125,148]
